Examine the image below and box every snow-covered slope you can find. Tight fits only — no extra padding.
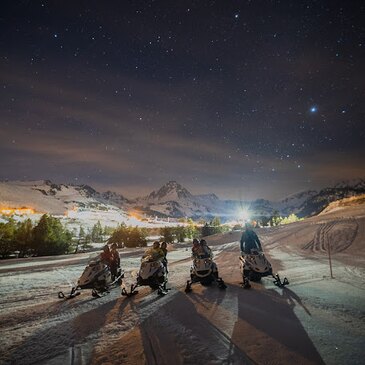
[0,180,140,229]
[0,180,114,214]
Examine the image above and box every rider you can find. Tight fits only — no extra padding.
[110,243,120,280]
[144,241,165,261]
[240,222,262,255]
[100,245,112,267]
[192,238,201,256]
[192,238,213,258]
[160,241,168,272]
[200,239,213,257]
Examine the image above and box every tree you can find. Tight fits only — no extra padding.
[270,210,282,226]
[0,219,16,258]
[201,223,213,237]
[107,223,128,248]
[174,226,186,243]
[260,216,271,227]
[79,226,86,238]
[280,214,302,225]
[103,226,114,235]
[91,221,103,242]
[76,226,92,252]
[211,216,221,227]
[32,214,72,256]
[15,219,33,257]
[160,227,174,243]
[128,226,147,247]
[108,225,147,248]
[185,218,198,239]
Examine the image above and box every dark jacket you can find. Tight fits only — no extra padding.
[240,229,262,254]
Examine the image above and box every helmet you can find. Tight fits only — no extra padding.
[161,241,167,248]
[192,238,199,245]
[103,245,109,251]
[200,239,207,245]
[111,243,117,249]
[153,241,160,248]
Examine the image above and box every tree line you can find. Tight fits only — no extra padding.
[0,215,72,258]
[0,212,302,258]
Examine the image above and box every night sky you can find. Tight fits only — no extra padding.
[1,1,364,200]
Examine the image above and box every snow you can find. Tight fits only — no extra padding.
[0,202,364,364]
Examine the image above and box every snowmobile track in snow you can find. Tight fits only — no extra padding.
[302,218,359,253]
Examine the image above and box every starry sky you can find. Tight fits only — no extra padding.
[1,0,364,200]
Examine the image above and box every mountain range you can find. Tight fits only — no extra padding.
[1,179,365,222]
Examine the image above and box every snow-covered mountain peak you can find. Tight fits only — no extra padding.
[147,181,193,202]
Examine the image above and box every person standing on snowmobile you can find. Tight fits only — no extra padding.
[240,223,262,254]
[110,243,120,280]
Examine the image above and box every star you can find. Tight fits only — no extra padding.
[310,106,317,113]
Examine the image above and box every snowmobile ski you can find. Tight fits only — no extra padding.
[273,273,289,288]
[58,287,81,300]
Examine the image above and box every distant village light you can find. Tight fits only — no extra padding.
[0,207,35,215]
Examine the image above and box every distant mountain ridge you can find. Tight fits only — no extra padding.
[1,178,365,220]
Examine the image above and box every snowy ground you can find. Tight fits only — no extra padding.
[0,204,364,365]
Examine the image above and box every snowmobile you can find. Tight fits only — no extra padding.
[185,254,226,293]
[58,254,124,299]
[239,249,289,289]
[122,254,168,297]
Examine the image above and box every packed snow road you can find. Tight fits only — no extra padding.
[0,227,364,365]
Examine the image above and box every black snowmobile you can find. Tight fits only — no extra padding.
[122,254,168,297]
[239,249,289,289]
[185,254,226,293]
[58,254,124,299]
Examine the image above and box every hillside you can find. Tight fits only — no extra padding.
[0,180,139,228]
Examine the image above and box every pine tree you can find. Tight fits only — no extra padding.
[91,221,103,242]
[160,227,174,243]
[174,226,186,243]
[107,223,128,247]
[128,226,147,247]
[79,226,85,238]
[185,218,198,238]
[15,219,33,257]
[211,216,221,226]
[0,219,17,258]
[32,214,72,256]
